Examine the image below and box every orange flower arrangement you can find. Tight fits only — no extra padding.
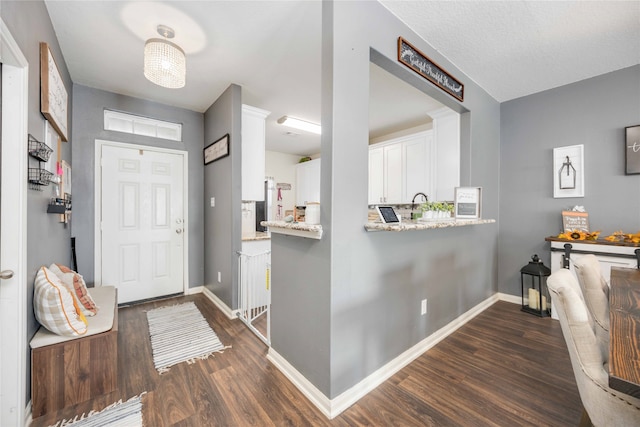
[604,230,640,244]
[557,229,601,241]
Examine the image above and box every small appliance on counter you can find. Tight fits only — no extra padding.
[255,177,274,232]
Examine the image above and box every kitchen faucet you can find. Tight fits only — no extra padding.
[411,192,429,215]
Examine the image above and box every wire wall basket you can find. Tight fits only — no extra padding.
[28,134,53,162]
[28,168,54,191]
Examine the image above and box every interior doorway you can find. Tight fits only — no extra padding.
[0,18,29,426]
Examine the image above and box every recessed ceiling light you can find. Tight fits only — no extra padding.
[277,116,321,135]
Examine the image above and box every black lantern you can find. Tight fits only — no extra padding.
[521,254,551,317]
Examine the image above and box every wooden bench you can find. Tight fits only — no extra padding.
[30,286,118,418]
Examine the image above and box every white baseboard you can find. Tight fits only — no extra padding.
[24,400,31,426]
[200,286,237,319]
[268,293,500,419]
[267,349,333,418]
[498,292,521,305]
[185,285,203,295]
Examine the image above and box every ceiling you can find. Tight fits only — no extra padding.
[44,1,639,157]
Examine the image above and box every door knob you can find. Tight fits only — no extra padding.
[176,229,183,234]
[0,270,14,280]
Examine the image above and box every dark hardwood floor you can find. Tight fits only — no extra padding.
[30,295,582,426]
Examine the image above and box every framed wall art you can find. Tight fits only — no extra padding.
[398,37,464,102]
[204,134,230,165]
[625,125,640,175]
[553,144,584,198]
[454,187,482,219]
[40,42,68,142]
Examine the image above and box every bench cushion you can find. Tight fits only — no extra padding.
[30,286,116,349]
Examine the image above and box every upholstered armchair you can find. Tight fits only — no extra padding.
[547,269,640,426]
[572,255,610,359]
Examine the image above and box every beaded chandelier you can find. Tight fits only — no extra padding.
[144,25,185,89]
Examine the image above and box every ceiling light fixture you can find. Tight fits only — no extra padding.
[277,116,321,135]
[144,24,186,89]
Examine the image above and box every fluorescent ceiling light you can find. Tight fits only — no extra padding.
[277,116,321,135]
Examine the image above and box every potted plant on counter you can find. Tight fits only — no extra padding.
[420,201,454,220]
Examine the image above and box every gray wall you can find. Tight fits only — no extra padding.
[203,84,242,308]
[71,85,204,289]
[498,65,640,296]
[271,1,501,399]
[1,0,73,402]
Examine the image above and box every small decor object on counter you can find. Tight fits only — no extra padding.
[420,201,453,220]
[562,209,589,232]
[305,202,320,225]
[520,254,551,317]
[376,206,400,224]
[454,187,481,219]
[557,229,600,241]
[604,230,640,244]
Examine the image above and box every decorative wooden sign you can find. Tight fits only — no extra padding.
[40,42,68,142]
[204,134,230,164]
[398,37,464,102]
[562,210,589,232]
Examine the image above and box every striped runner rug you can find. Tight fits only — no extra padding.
[48,393,145,427]
[146,301,228,373]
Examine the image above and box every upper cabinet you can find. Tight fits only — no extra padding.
[242,105,270,201]
[296,158,321,206]
[368,108,460,205]
[369,142,403,204]
[429,108,460,201]
[368,131,433,205]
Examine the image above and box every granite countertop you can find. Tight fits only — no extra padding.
[364,218,496,232]
[242,231,271,241]
[261,221,323,240]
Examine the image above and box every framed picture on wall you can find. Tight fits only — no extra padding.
[625,125,640,175]
[204,134,230,165]
[553,144,584,198]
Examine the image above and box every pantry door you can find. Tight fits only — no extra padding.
[99,142,187,303]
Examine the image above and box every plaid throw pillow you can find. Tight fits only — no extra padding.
[34,266,88,336]
[50,264,99,316]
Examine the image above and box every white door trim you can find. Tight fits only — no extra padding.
[94,139,189,298]
[0,17,29,426]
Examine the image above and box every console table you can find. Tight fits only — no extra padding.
[546,237,640,318]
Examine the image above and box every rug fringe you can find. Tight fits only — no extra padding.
[48,392,147,427]
[157,345,232,374]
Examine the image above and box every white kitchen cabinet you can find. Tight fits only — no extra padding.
[368,130,433,204]
[368,147,384,204]
[429,108,460,201]
[383,143,403,204]
[403,132,434,203]
[296,158,321,205]
[242,105,270,201]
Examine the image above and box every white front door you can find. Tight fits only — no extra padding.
[101,144,186,303]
